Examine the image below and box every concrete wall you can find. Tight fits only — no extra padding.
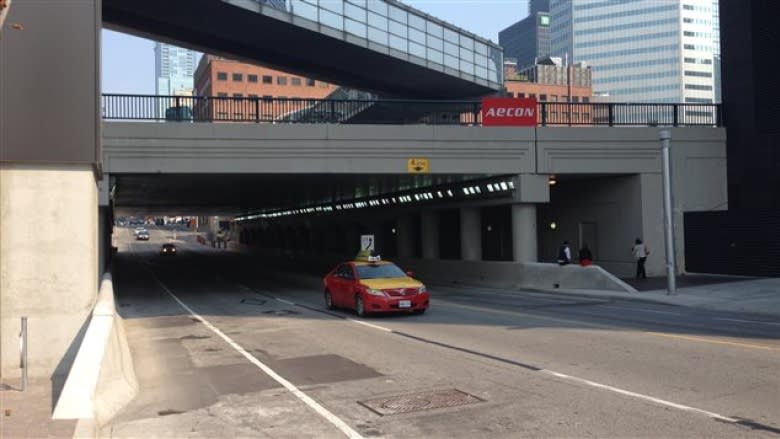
[538,175,643,276]
[536,130,727,278]
[0,0,101,163]
[0,164,99,377]
[103,123,536,174]
[103,122,724,177]
[0,0,101,379]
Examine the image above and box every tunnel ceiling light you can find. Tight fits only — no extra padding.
[235,176,520,223]
[548,175,557,186]
[550,221,557,230]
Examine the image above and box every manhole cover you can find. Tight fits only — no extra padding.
[359,389,483,416]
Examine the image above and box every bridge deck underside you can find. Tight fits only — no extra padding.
[102,0,496,99]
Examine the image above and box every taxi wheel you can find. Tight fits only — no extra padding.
[355,295,366,317]
[324,289,335,310]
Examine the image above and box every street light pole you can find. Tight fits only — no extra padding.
[660,130,677,295]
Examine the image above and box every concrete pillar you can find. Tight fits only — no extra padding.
[396,215,415,258]
[0,164,98,377]
[512,204,538,263]
[420,210,439,259]
[460,207,482,261]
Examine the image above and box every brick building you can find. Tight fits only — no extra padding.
[193,55,336,121]
[503,57,593,125]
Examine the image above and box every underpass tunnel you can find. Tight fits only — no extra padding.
[108,171,667,286]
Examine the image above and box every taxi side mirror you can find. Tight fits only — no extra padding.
[406,271,415,278]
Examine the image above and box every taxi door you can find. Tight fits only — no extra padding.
[331,264,356,307]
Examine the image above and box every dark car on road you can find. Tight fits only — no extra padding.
[160,243,176,255]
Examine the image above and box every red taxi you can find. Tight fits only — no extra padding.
[323,256,429,317]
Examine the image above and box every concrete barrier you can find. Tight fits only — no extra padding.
[394,258,636,293]
[52,273,138,435]
[237,248,635,293]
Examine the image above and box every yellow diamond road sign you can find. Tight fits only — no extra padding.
[408,158,429,173]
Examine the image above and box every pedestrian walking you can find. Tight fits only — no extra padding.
[632,238,650,279]
[557,241,572,265]
[579,244,593,267]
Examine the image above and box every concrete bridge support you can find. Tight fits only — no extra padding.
[460,208,482,261]
[0,0,102,378]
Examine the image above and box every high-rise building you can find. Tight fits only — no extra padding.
[499,0,551,71]
[549,0,719,104]
[711,0,721,102]
[154,43,198,96]
[529,0,550,15]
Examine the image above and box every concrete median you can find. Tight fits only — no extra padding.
[52,273,138,437]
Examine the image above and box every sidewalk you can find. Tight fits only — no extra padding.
[0,377,76,438]
[548,274,780,318]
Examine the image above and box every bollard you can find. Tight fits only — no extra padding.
[20,317,28,391]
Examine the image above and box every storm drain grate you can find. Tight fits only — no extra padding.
[358,389,484,416]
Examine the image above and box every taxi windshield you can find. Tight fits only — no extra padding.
[356,264,406,280]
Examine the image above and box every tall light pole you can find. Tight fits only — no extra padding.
[660,130,677,295]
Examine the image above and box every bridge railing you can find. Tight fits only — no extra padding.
[101,94,723,127]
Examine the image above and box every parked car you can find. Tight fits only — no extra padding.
[323,255,429,317]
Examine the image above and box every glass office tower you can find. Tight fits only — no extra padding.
[550,0,718,103]
[154,43,198,96]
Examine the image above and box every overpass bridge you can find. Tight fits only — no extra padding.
[101,95,726,279]
[102,0,503,98]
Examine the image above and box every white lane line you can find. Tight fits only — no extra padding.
[275,298,296,306]
[212,279,747,425]
[602,306,681,316]
[715,318,780,327]
[150,275,364,439]
[540,370,738,423]
[348,319,393,332]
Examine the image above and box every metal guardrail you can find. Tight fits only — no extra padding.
[102,94,722,127]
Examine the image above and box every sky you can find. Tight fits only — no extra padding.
[101,0,528,94]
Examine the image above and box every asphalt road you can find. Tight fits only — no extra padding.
[104,228,780,438]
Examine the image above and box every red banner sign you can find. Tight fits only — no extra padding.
[481,98,538,126]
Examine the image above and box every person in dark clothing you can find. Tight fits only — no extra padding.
[579,244,593,266]
[557,241,572,265]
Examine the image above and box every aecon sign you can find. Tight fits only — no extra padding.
[481,98,538,126]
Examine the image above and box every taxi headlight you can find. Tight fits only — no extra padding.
[366,289,386,297]
[418,286,427,294]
